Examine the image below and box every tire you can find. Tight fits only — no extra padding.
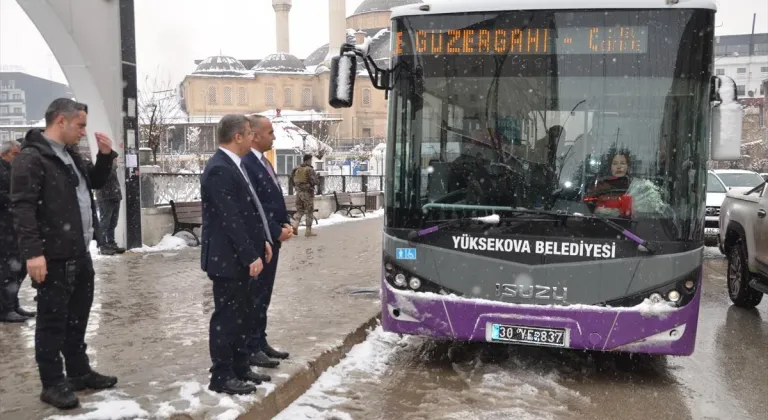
[727,240,764,308]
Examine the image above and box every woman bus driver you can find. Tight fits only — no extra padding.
[586,151,632,217]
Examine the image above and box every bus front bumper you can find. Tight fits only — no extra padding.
[381,277,700,356]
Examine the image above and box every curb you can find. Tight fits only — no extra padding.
[240,314,381,420]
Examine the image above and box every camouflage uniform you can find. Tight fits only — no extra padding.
[290,163,319,236]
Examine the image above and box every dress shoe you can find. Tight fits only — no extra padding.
[15,307,36,318]
[238,371,271,384]
[208,378,257,395]
[109,243,126,254]
[248,351,280,368]
[263,344,289,360]
[99,246,116,256]
[40,382,79,410]
[0,311,28,323]
[68,370,118,391]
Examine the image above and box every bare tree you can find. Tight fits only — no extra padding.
[294,134,333,159]
[138,73,182,165]
[349,143,372,162]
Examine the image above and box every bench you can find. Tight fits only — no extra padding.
[169,200,202,245]
[284,195,318,225]
[333,191,366,217]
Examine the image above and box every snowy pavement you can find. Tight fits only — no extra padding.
[0,212,384,420]
[274,257,768,420]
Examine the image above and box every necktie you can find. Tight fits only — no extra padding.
[239,162,273,244]
[261,155,280,188]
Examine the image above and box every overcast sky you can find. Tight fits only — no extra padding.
[1,0,766,87]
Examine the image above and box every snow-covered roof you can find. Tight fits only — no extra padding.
[193,55,250,76]
[391,0,717,18]
[304,28,391,70]
[267,117,333,152]
[164,108,343,125]
[353,0,423,15]
[252,53,306,73]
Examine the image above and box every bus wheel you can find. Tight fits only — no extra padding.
[727,240,763,309]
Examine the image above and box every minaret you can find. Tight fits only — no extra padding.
[272,0,292,52]
[327,0,346,59]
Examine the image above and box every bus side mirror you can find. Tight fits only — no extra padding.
[329,53,357,108]
[710,75,743,161]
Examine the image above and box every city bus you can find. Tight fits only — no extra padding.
[328,0,742,355]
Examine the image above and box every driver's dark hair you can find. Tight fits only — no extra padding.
[601,147,632,177]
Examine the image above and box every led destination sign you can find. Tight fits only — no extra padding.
[395,26,648,56]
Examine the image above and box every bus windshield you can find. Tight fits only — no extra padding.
[386,9,713,243]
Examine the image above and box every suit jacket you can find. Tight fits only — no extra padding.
[200,149,267,280]
[242,151,290,243]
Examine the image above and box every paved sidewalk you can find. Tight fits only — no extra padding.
[0,216,384,420]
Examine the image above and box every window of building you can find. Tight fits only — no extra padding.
[716,68,725,75]
[266,87,275,105]
[0,132,8,141]
[12,94,21,100]
[760,84,765,95]
[275,151,300,174]
[362,128,372,138]
[207,86,217,105]
[737,85,746,96]
[362,88,372,106]
[238,87,248,105]
[0,93,6,100]
[0,106,7,115]
[755,43,768,54]
[13,107,21,114]
[761,66,768,73]
[737,68,747,74]
[302,87,312,107]
[284,87,293,106]
[223,86,233,105]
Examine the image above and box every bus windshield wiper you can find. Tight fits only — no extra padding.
[575,212,657,254]
[408,214,501,241]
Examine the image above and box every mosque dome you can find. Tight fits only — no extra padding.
[193,55,248,75]
[252,53,307,73]
[352,0,423,15]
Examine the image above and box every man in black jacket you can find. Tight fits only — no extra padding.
[0,138,35,322]
[10,98,119,410]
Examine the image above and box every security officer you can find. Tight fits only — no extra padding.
[289,154,319,237]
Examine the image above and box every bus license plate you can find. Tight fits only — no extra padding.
[490,323,567,347]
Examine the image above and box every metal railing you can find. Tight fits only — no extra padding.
[142,173,385,206]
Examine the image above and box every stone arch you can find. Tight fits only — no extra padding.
[16,0,142,249]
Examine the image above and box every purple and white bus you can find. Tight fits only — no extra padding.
[329,0,742,356]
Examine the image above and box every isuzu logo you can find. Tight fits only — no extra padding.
[495,283,568,302]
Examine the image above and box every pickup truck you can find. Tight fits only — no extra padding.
[718,182,768,308]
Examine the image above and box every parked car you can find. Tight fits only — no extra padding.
[705,171,728,246]
[718,181,768,308]
[711,169,765,190]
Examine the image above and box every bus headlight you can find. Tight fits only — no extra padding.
[649,293,663,304]
[684,280,695,291]
[667,290,681,303]
[394,273,407,287]
[409,277,422,290]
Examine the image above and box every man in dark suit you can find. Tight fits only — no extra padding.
[242,115,293,368]
[200,114,274,395]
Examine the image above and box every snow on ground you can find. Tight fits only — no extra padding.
[152,380,276,420]
[129,235,188,253]
[45,390,148,420]
[704,246,725,260]
[274,324,589,420]
[274,325,419,419]
[296,208,384,231]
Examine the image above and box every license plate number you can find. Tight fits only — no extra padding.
[490,323,567,347]
[704,228,718,235]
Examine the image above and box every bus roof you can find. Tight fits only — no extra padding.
[390,0,717,18]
